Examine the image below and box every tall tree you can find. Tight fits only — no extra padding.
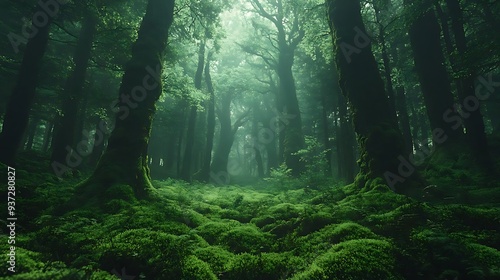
[51,12,97,166]
[0,3,54,165]
[180,40,205,182]
[327,0,411,192]
[246,0,306,175]
[78,0,175,198]
[444,0,492,168]
[199,52,216,182]
[407,1,463,146]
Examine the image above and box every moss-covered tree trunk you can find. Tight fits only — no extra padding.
[0,5,53,165]
[51,14,97,166]
[327,0,410,191]
[81,0,175,198]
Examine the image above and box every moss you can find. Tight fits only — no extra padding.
[466,243,500,275]
[251,215,276,228]
[302,239,402,280]
[267,203,303,220]
[196,221,241,244]
[103,184,138,202]
[221,225,272,253]
[194,246,235,275]
[298,211,335,235]
[182,255,218,280]
[225,252,302,280]
[295,222,380,259]
[98,229,193,278]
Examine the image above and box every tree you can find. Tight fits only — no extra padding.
[407,0,463,146]
[0,3,55,165]
[444,0,492,168]
[51,11,97,166]
[326,0,411,192]
[245,0,306,175]
[199,52,216,182]
[78,0,175,198]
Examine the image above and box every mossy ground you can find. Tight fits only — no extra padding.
[1,149,499,279]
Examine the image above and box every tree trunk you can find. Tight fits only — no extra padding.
[0,5,53,165]
[42,120,54,152]
[25,118,40,151]
[210,96,233,184]
[445,0,491,168]
[88,117,106,167]
[51,14,97,166]
[78,0,175,198]
[180,41,205,182]
[327,0,411,192]
[277,45,305,175]
[408,4,463,145]
[200,53,216,182]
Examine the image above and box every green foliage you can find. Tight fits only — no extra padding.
[264,163,296,188]
[295,136,331,186]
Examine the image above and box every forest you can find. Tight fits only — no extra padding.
[0,0,499,279]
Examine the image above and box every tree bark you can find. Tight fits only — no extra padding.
[0,5,53,165]
[180,41,205,182]
[25,118,40,151]
[210,95,234,184]
[42,120,54,152]
[199,53,216,182]
[445,0,492,168]
[51,14,97,166]
[327,0,410,191]
[79,0,175,198]
[408,4,463,145]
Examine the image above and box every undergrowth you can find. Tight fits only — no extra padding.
[1,150,499,279]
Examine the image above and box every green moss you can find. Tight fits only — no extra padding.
[295,222,380,258]
[302,239,402,280]
[298,211,335,235]
[194,246,235,275]
[225,252,302,280]
[182,255,218,280]
[267,203,303,220]
[221,225,272,253]
[196,221,241,244]
[103,184,138,202]
[251,215,276,228]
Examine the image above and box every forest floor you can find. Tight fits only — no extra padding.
[1,146,500,280]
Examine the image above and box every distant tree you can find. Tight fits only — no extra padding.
[244,0,306,176]
[407,0,463,146]
[0,3,54,165]
[51,10,97,166]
